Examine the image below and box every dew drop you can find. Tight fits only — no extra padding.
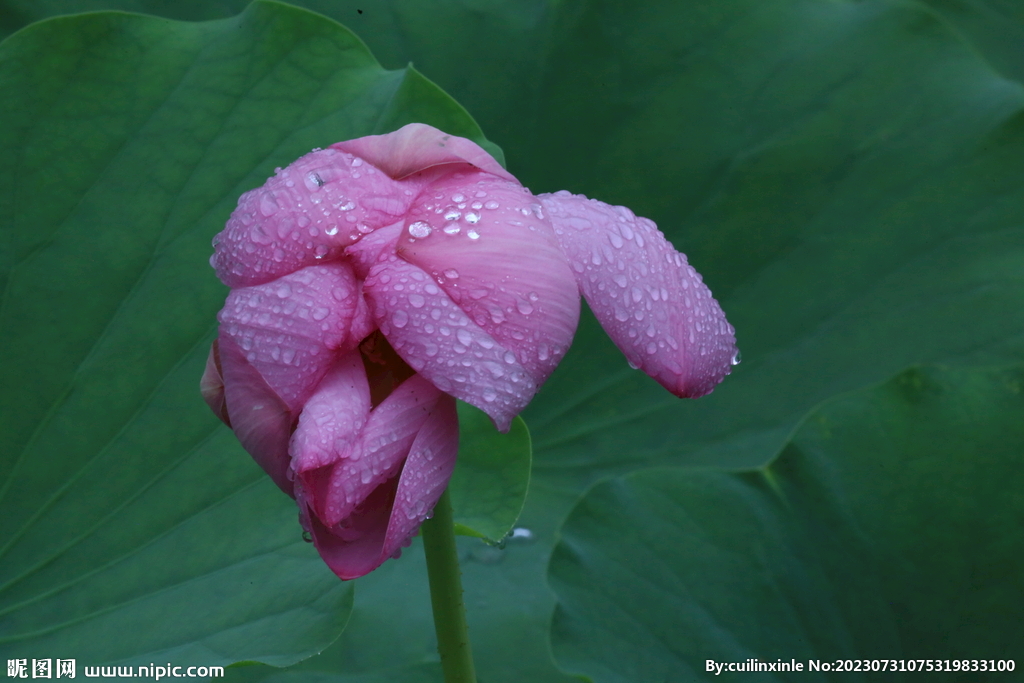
[443,223,461,235]
[312,307,329,321]
[465,213,480,224]
[456,329,473,346]
[392,310,409,328]
[484,200,500,210]
[276,283,292,298]
[445,209,462,221]
[451,193,466,203]
[467,229,481,240]
[259,193,279,217]
[408,221,432,238]
[314,244,329,259]
[409,294,425,308]
[325,224,339,236]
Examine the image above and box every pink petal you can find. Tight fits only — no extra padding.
[293,381,459,581]
[363,254,537,432]
[288,350,371,475]
[396,171,580,384]
[540,191,737,398]
[217,262,364,412]
[321,375,445,526]
[217,334,294,497]
[344,221,404,279]
[382,393,459,558]
[295,475,400,580]
[200,340,230,426]
[211,148,413,288]
[332,123,515,183]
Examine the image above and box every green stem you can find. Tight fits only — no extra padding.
[421,488,477,683]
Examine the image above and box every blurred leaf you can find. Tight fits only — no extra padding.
[4,1,1024,682]
[450,405,532,543]
[0,0,496,667]
[921,0,1024,83]
[548,364,1024,682]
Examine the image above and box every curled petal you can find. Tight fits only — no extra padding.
[294,382,459,580]
[217,334,294,497]
[364,254,536,432]
[332,123,514,183]
[540,191,737,398]
[212,148,413,288]
[321,375,445,526]
[383,393,459,558]
[289,350,371,475]
[397,171,580,384]
[218,262,363,412]
[295,473,399,581]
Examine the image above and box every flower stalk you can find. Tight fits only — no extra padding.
[421,488,477,683]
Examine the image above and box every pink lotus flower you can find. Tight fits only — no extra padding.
[202,123,737,579]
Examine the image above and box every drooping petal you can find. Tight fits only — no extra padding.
[332,123,515,183]
[382,392,459,558]
[396,171,580,384]
[217,262,364,412]
[289,350,371,475]
[217,334,294,497]
[363,254,536,432]
[200,339,230,426]
[540,191,737,398]
[211,148,413,288]
[321,374,445,526]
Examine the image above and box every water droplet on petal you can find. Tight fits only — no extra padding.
[408,221,432,238]
[409,294,425,308]
[467,229,480,240]
[465,213,480,224]
[325,225,339,236]
[392,310,409,328]
[276,283,292,298]
[731,350,742,365]
[456,329,473,346]
[259,193,279,217]
[484,200,500,210]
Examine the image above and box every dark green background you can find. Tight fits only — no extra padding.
[1,1,1021,681]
